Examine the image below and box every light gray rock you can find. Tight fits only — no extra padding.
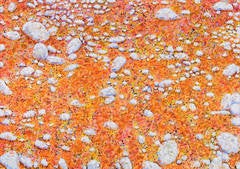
[33,43,48,60]
[67,38,82,54]
[22,22,50,42]
[155,8,179,20]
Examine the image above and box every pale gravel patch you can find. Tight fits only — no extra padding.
[42,134,51,141]
[81,136,91,144]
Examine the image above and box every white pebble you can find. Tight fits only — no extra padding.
[0,80,12,95]
[58,158,68,169]
[20,67,34,76]
[108,36,125,43]
[41,159,48,167]
[0,132,16,141]
[87,160,100,169]
[19,155,33,168]
[3,31,20,40]
[99,87,116,97]
[223,64,239,77]
[0,44,5,52]
[42,134,51,141]
[119,157,132,169]
[111,56,126,72]
[47,56,65,65]
[213,1,233,11]
[155,8,179,20]
[83,128,96,136]
[23,110,36,118]
[60,113,70,121]
[157,140,179,165]
[103,121,118,130]
[8,2,17,12]
[143,109,153,117]
[64,64,79,71]
[0,151,19,169]
[33,43,48,60]
[67,38,82,54]
[35,140,49,150]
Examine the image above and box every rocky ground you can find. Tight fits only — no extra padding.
[0,0,240,168]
